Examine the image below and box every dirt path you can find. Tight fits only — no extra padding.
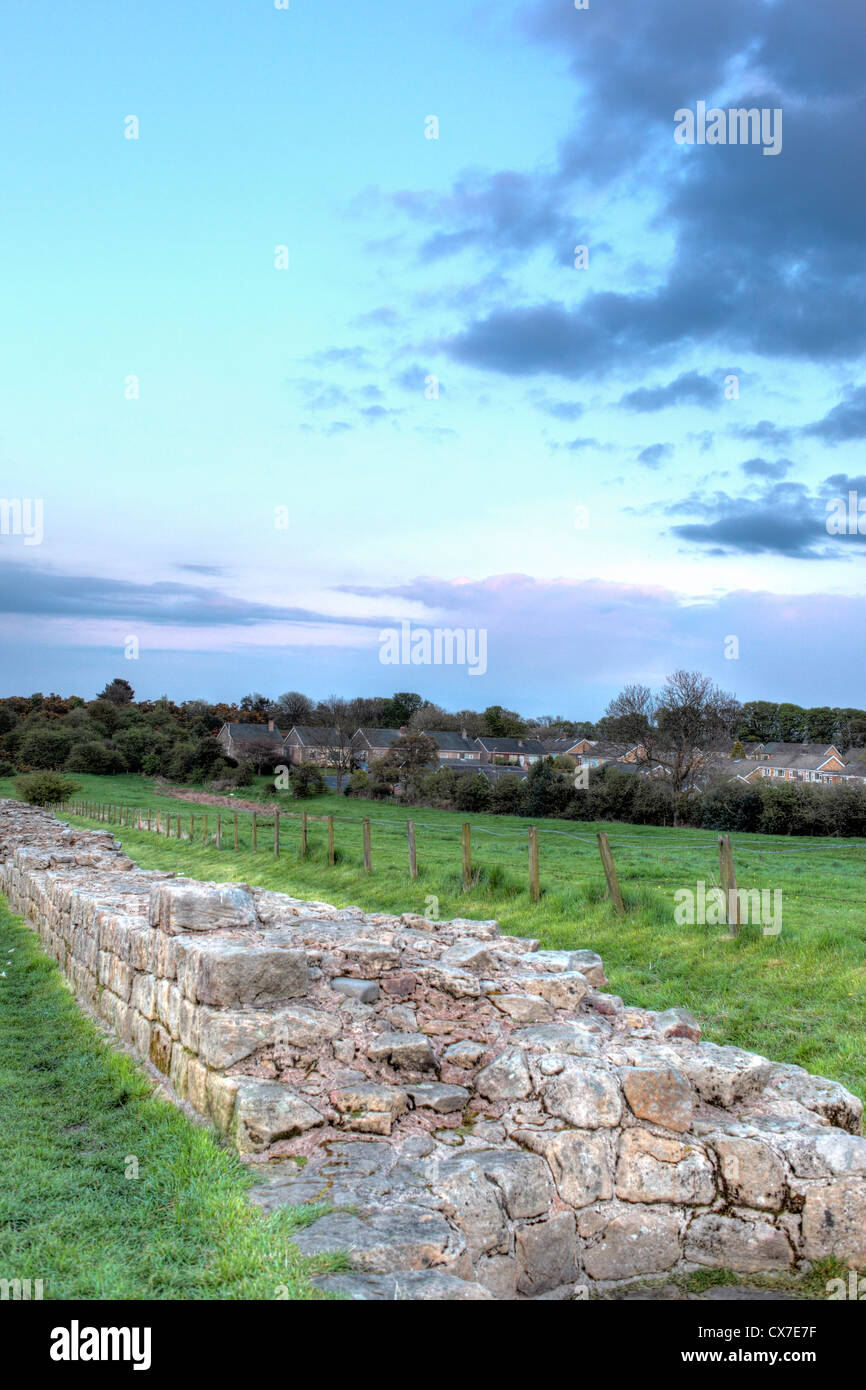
[156,783,277,814]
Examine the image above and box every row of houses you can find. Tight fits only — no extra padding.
[736,743,866,788]
[215,723,866,789]
[216,722,635,773]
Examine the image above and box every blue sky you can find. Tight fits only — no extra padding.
[1,0,865,716]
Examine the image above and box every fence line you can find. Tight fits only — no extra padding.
[47,796,864,922]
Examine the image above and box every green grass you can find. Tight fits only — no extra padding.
[0,895,347,1300]
[9,770,865,1105]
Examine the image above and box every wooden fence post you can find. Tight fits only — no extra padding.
[252,812,258,852]
[176,815,181,839]
[462,822,472,891]
[147,809,152,832]
[597,832,625,917]
[274,810,280,858]
[528,826,540,903]
[407,820,417,880]
[328,815,335,866]
[363,818,371,874]
[189,813,194,841]
[719,834,740,937]
[203,813,208,843]
[300,811,308,859]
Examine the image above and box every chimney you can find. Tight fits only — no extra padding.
[268,719,275,732]
[399,725,407,736]
[461,727,468,739]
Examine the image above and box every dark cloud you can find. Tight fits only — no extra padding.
[802,385,866,443]
[666,477,866,558]
[619,371,721,412]
[732,420,794,448]
[740,457,793,480]
[637,443,673,469]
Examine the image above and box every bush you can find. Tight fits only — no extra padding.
[17,727,74,770]
[0,759,16,778]
[349,770,371,796]
[490,774,527,815]
[289,764,326,799]
[14,772,80,806]
[66,741,128,775]
[454,773,492,812]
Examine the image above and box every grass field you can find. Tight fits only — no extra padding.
[0,893,345,1299]
[6,770,865,1105]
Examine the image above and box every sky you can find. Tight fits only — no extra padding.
[1,0,865,717]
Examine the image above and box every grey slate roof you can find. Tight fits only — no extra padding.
[475,737,547,754]
[285,726,340,746]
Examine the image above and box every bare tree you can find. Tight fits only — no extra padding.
[317,695,359,792]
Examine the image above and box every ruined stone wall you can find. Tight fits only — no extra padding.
[2,798,866,1301]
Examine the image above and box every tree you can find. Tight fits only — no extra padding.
[601,684,655,748]
[17,727,74,770]
[97,678,135,705]
[646,670,740,823]
[386,732,440,799]
[483,705,527,738]
[316,695,360,792]
[381,691,424,727]
[14,771,80,806]
[275,691,315,726]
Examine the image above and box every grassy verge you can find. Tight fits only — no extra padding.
[0,897,345,1299]
[7,772,865,1103]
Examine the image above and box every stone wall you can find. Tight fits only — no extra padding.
[2,798,865,1301]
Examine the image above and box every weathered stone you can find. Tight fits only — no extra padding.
[331,1083,409,1135]
[331,977,380,1003]
[515,1211,579,1295]
[677,1043,773,1108]
[514,971,589,1011]
[435,1157,510,1259]
[338,941,401,973]
[512,1023,602,1056]
[540,1058,623,1129]
[406,1082,469,1114]
[654,1006,701,1042]
[685,1214,793,1273]
[439,939,495,974]
[490,993,554,1024]
[232,1079,325,1154]
[713,1134,788,1211]
[621,1065,695,1132]
[443,1039,486,1069]
[616,1129,715,1205]
[293,1206,468,1275]
[767,1063,863,1135]
[801,1180,866,1266]
[475,1047,532,1101]
[478,1150,554,1219]
[367,1032,437,1071]
[583,1208,682,1280]
[198,1003,340,1069]
[150,880,258,934]
[519,1129,613,1209]
[416,963,482,998]
[175,936,308,1007]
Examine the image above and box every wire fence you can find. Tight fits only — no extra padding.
[51,795,864,929]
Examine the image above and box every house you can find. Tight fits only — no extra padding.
[351,728,405,768]
[474,736,547,768]
[423,730,481,762]
[282,726,341,766]
[539,735,595,759]
[215,720,284,764]
[573,740,632,768]
[752,742,845,764]
[739,746,850,786]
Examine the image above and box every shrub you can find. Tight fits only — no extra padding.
[454,773,492,812]
[349,770,371,796]
[289,764,325,799]
[66,741,128,775]
[14,772,80,806]
[490,774,527,815]
[0,759,16,778]
[17,727,74,770]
